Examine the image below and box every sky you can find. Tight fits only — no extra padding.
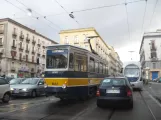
[0,0,161,62]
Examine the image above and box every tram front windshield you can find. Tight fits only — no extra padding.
[124,65,140,82]
[46,49,68,69]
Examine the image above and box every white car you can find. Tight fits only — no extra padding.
[0,77,11,103]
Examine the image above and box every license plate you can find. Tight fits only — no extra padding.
[106,90,120,93]
[14,89,19,93]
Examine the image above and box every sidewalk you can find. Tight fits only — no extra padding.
[144,82,161,103]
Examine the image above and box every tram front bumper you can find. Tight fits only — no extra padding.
[45,86,68,97]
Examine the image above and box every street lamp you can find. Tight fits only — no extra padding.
[128,51,135,60]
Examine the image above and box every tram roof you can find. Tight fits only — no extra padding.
[47,44,88,51]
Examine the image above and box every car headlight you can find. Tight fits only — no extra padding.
[22,88,28,91]
[10,88,14,91]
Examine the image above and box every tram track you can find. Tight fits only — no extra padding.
[139,91,157,120]
[38,98,97,120]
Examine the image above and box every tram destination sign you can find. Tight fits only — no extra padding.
[52,50,65,53]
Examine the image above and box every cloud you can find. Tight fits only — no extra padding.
[0,0,161,62]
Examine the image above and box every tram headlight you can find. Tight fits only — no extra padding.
[62,84,66,89]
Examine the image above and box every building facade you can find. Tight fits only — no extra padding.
[0,18,57,78]
[139,30,161,80]
[59,27,122,76]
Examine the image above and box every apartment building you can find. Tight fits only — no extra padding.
[139,30,161,80]
[59,27,122,75]
[0,18,57,78]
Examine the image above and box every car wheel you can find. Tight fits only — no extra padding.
[31,90,36,98]
[2,93,10,103]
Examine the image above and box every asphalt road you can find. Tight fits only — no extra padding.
[0,88,161,120]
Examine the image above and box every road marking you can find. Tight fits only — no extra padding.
[70,102,96,120]
[140,92,157,120]
[148,93,161,108]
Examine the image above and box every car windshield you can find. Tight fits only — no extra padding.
[21,78,39,85]
[46,49,68,69]
[101,78,126,87]
[10,79,22,85]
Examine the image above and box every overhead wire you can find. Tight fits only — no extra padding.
[149,0,159,29]
[14,0,61,31]
[4,0,26,13]
[72,0,145,13]
[140,0,148,38]
[125,1,131,41]
[54,0,80,26]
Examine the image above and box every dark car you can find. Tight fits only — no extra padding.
[96,77,133,108]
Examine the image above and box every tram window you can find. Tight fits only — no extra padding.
[69,53,74,68]
[89,57,95,72]
[74,55,87,72]
[95,62,99,73]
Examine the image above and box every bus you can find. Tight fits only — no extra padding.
[123,62,143,90]
[44,45,109,100]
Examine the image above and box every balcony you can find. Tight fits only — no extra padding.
[42,55,45,58]
[26,37,30,42]
[37,53,40,56]
[11,45,16,50]
[74,42,79,44]
[12,32,17,38]
[0,48,4,54]
[32,50,35,54]
[0,42,3,46]
[42,45,45,49]
[11,67,16,72]
[151,57,158,62]
[25,49,29,53]
[32,39,36,45]
[0,25,4,34]
[31,68,35,73]
[20,34,24,40]
[37,43,41,47]
[19,47,24,51]
[0,29,4,34]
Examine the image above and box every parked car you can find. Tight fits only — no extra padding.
[156,77,161,83]
[10,78,45,97]
[96,77,133,109]
[0,77,11,103]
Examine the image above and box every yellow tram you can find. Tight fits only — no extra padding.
[44,45,108,100]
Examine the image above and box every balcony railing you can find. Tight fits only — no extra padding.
[37,43,41,47]
[20,34,24,40]
[26,37,30,42]
[11,67,16,72]
[25,49,29,53]
[11,45,16,49]
[19,47,24,51]
[32,39,36,45]
[151,57,158,62]
[12,31,17,37]
[32,50,35,54]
